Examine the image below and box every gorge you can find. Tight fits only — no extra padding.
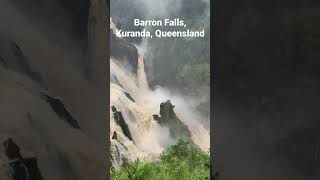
[110,18,210,169]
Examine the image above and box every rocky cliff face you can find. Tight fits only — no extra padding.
[0,1,108,179]
[110,17,139,73]
[87,0,108,85]
[0,38,107,180]
[110,33,139,73]
[153,100,192,142]
[1,138,43,180]
[109,18,209,170]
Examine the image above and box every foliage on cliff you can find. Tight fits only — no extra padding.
[111,140,210,180]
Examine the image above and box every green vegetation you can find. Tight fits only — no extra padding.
[111,140,210,180]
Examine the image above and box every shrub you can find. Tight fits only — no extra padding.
[111,140,210,180]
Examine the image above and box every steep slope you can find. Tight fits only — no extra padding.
[0,0,108,179]
[109,19,210,169]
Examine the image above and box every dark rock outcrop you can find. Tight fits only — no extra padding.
[2,138,43,180]
[10,42,45,85]
[110,32,138,73]
[0,39,45,87]
[112,131,117,140]
[153,100,192,142]
[123,91,135,102]
[42,94,81,129]
[111,105,133,141]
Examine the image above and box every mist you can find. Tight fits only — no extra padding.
[110,51,210,167]
[110,1,212,165]
[111,0,210,124]
[110,8,210,163]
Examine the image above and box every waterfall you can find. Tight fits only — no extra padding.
[110,49,210,168]
[137,54,149,90]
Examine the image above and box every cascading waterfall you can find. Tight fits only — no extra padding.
[137,54,149,91]
[110,48,210,168]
